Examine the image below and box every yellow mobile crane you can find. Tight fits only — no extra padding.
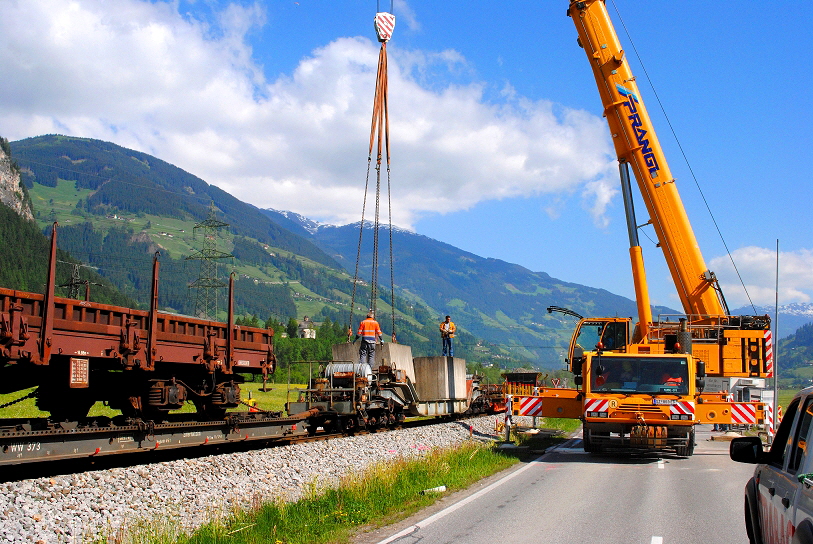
[510,0,769,455]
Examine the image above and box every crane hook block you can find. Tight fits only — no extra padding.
[374,12,395,42]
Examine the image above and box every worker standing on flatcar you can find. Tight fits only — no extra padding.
[355,311,384,366]
[439,315,456,357]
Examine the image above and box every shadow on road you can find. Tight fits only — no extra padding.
[542,438,692,464]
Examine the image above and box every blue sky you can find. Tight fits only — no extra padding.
[1,0,811,311]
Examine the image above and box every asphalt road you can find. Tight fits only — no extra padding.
[357,425,754,544]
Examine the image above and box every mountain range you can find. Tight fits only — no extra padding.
[7,134,812,369]
[728,303,813,340]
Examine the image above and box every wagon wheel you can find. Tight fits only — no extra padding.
[192,398,227,421]
[36,382,94,422]
[341,416,356,434]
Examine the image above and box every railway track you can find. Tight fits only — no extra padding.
[0,408,490,482]
[0,411,304,467]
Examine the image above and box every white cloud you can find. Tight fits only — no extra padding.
[0,0,616,229]
[581,174,618,228]
[393,0,420,32]
[709,247,813,307]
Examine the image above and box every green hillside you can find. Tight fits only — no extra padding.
[11,135,526,370]
[0,203,136,307]
[776,323,813,390]
[13,135,341,269]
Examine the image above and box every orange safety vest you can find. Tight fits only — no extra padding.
[440,320,456,338]
[358,318,383,343]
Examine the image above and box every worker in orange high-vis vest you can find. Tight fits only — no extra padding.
[355,311,384,366]
[440,315,456,357]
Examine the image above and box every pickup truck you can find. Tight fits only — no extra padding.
[730,386,813,544]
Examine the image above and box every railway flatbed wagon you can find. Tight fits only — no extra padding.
[0,224,276,423]
[286,342,482,433]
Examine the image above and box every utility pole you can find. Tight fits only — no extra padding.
[65,263,82,299]
[57,260,100,301]
[186,202,233,320]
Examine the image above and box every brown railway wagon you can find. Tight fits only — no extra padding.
[0,288,275,372]
[0,224,276,422]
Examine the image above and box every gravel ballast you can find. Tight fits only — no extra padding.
[0,415,532,542]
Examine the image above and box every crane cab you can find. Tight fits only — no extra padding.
[567,317,631,379]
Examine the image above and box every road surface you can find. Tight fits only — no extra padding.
[358,426,753,544]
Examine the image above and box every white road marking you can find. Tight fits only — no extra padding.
[657,459,665,469]
[377,452,549,543]
[651,537,663,544]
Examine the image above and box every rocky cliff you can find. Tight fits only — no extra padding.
[0,138,33,220]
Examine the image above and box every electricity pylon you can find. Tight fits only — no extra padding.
[186,202,233,320]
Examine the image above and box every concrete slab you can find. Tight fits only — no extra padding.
[331,342,415,383]
[413,356,466,400]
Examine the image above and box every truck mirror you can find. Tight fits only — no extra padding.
[695,377,705,393]
[572,358,583,376]
[696,360,706,378]
[730,436,764,464]
[574,376,583,386]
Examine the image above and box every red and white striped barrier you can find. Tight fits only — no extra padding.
[584,398,609,417]
[518,397,544,416]
[765,330,774,378]
[670,401,695,417]
[731,403,757,424]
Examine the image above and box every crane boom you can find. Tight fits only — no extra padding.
[560,0,770,378]
[568,0,725,320]
[504,1,771,459]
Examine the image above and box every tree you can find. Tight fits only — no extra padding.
[286,317,299,338]
[265,316,284,335]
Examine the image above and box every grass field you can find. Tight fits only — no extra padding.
[0,382,306,419]
[779,388,799,412]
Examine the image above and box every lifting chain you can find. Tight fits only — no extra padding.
[348,7,397,343]
[0,388,39,410]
